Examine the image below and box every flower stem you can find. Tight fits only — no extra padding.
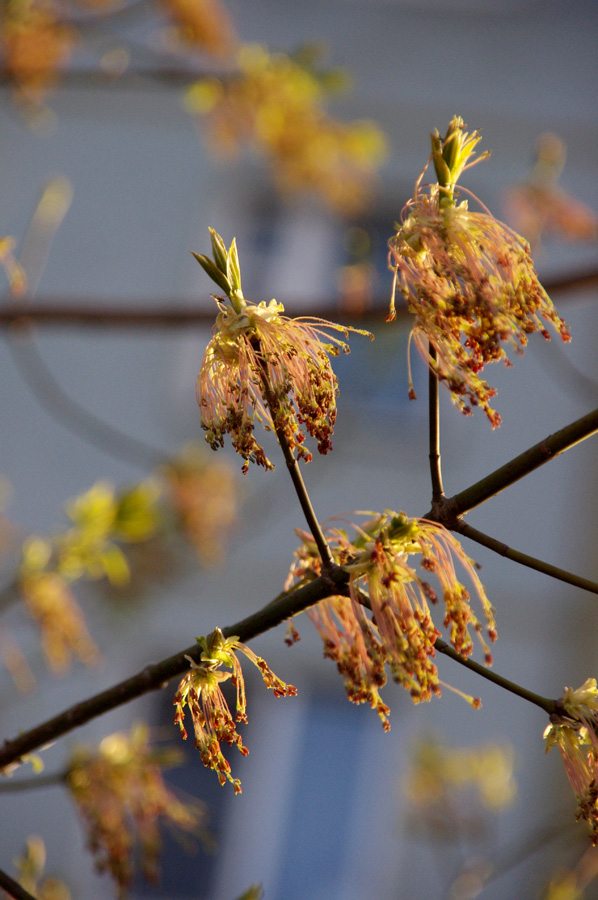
[434,638,556,715]
[428,343,445,504]
[456,522,598,595]
[251,336,334,569]
[272,423,335,569]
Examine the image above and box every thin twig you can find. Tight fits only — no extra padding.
[0,869,39,900]
[428,344,445,504]
[444,408,598,518]
[434,639,555,715]
[456,522,598,595]
[271,425,334,569]
[255,338,334,569]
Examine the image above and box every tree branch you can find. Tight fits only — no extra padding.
[443,408,598,518]
[0,869,39,900]
[456,522,598,595]
[0,566,349,773]
[434,639,555,715]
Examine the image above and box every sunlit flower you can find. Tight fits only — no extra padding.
[388,116,570,427]
[544,678,598,843]
[174,628,296,791]
[195,229,371,473]
[66,723,205,897]
[285,511,494,723]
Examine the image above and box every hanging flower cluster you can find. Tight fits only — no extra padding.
[285,511,495,728]
[544,678,598,843]
[66,723,204,897]
[174,627,297,792]
[387,116,571,426]
[195,229,371,473]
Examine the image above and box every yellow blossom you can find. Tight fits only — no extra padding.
[185,45,386,214]
[174,628,296,791]
[544,679,598,843]
[195,229,371,472]
[285,511,494,723]
[388,116,570,426]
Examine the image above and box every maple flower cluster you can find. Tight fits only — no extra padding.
[285,511,495,729]
[387,116,570,426]
[174,628,297,792]
[544,678,598,842]
[195,228,370,472]
[66,724,203,897]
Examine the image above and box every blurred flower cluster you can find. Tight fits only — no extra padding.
[66,723,205,897]
[285,510,495,729]
[388,116,570,426]
[505,132,598,249]
[160,443,238,566]
[195,229,371,472]
[4,834,72,900]
[16,479,160,675]
[403,733,516,837]
[0,235,27,295]
[1,0,76,108]
[160,0,237,57]
[174,627,296,792]
[186,44,386,213]
[1,445,238,686]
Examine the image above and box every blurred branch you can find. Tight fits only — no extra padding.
[7,329,167,468]
[0,266,595,330]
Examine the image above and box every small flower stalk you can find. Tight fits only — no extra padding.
[544,678,598,842]
[174,627,297,791]
[388,116,570,426]
[285,511,494,728]
[195,228,371,473]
